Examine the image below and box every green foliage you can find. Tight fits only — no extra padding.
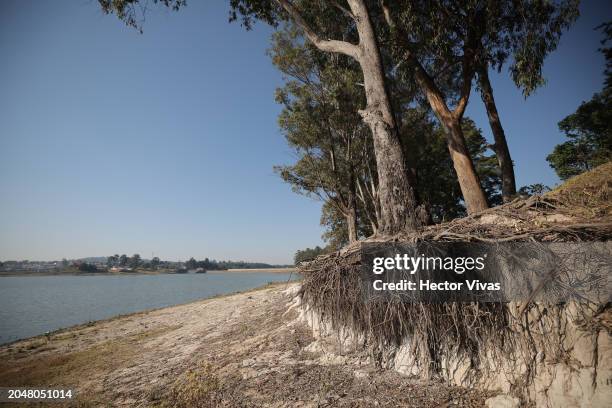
[98,0,186,32]
[185,257,198,270]
[78,262,99,272]
[151,257,161,268]
[128,253,142,268]
[294,246,326,265]
[389,0,578,98]
[406,113,501,221]
[106,254,119,267]
[518,184,551,197]
[599,21,612,89]
[271,28,367,197]
[319,201,374,250]
[182,258,283,270]
[547,24,612,180]
[319,202,350,250]
[119,254,128,266]
[271,26,376,242]
[505,0,579,96]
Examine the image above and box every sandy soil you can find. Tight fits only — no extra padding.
[0,283,490,407]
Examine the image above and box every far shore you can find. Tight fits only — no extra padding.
[0,267,297,277]
[217,267,297,273]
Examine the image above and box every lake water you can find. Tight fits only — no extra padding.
[0,272,298,344]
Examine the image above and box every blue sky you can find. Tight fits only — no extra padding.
[0,1,609,263]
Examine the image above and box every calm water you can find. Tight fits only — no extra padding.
[0,272,297,344]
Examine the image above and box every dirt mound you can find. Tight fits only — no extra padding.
[297,164,612,406]
[408,161,610,243]
[547,161,611,217]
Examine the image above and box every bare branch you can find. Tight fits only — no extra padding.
[275,0,360,59]
[332,1,356,21]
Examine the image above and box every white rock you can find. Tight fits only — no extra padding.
[354,370,369,378]
[485,394,520,408]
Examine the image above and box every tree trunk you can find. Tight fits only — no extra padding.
[348,0,421,235]
[417,78,489,214]
[346,202,358,243]
[446,119,489,213]
[477,66,517,202]
[378,0,488,215]
[347,169,358,243]
[277,0,422,234]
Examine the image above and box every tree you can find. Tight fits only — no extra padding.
[185,257,198,270]
[317,111,502,243]
[547,91,611,179]
[601,22,612,90]
[320,199,377,250]
[99,0,423,235]
[294,246,326,265]
[151,256,161,269]
[78,262,99,272]
[381,0,490,213]
[119,254,128,266]
[518,184,551,197]
[272,27,377,242]
[107,254,119,267]
[400,111,501,221]
[547,23,611,180]
[476,67,516,201]
[128,253,141,268]
[474,0,578,201]
[382,0,577,206]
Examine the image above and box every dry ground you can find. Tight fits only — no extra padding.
[0,283,490,407]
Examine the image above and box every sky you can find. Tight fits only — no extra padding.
[0,1,610,263]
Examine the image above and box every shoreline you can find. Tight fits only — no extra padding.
[0,281,489,406]
[219,267,296,273]
[0,267,297,277]
[0,282,290,348]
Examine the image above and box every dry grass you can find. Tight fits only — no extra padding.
[0,326,181,407]
[547,161,611,217]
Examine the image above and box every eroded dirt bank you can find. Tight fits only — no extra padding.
[0,283,491,407]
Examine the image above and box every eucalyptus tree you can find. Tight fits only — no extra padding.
[99,0,423,235]
[318,110,503,246]
[402,110,502,222]
[380,0,490,214]
[473,0,578,200]
[271,28,377,242]
[382,0,577,203]
[379,0,578,206]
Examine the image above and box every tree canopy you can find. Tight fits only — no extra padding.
[547,23,611,180]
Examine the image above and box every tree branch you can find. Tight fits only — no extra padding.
[453,44,474,120]
[380,0,453,121]
[332,1,356,21]
[453,9,485,120]
[453,69,472,120]
[275,0,360,59]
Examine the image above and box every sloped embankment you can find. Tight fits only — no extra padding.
[0,283,493,407]
[298,162,612,407]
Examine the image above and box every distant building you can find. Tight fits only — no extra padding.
[110,266,132,272]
